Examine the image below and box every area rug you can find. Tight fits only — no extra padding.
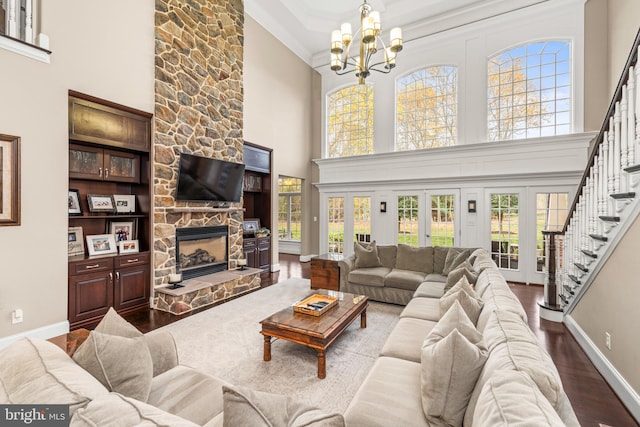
[150,278,403,413]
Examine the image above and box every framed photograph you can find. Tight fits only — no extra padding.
[243,218,260,233]
[0,134,20,226]
[68,226,85,256]
[87,194,116,213]
[68,189,82,216]
[107,220,136,242]
[113,194,136,214]
[86,234,118,257]
[118,239,139,254]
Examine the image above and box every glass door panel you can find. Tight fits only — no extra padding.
[397,195,419,246]
[429,194,456,247]
[353,197,371,244]
[328,197,344,254]
[490,193,520,270]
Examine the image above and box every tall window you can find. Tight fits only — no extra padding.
[490,194,519,270]
[328,197,345,254]
[396,66,457,150]
[536,192,569,272]
[488,41,571,141]
[327,85,374,158]
[278,177,302,241]
[431,195,455,246]
[398,195,419,246]
[353,197,371,244]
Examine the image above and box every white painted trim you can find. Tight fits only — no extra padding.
[0,321,70,349]
[300,254,318,262]
[539,305,564,322]
[564,315,640,422]
[279,240,301,255]
[0,35,50,63]
[270,263,281,273]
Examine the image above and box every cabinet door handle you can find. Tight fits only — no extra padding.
[116,272,120,280]
[105,168,109,178]
[85,264,100,270]
[98,167,102,177]
[127,258,139,263]
[109,272,113,282]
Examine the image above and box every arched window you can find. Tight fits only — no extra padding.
[396,66,457,151]
[488,41,571,141]
[327,84,374,158]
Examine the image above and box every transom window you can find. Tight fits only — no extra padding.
[396,66,457,150]
[327,85,374,158]
[488,41,571,141]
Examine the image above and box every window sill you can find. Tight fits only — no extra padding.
[0,34,51,63]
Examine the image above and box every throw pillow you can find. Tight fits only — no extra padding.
[72,331,153,402]
[442,275,476,299]
[222,384,345,427]
[421,328,488,426]
[443,261,477,293]
[428,300,483,345]
[442,248,471,275]
[440,277,484,324]
[354,240,383,269]
[395,244,434,274]
[95,307,143,338]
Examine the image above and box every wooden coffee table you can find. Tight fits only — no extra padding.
[260,291,368,379]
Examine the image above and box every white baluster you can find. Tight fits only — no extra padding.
[24,0,33,44]
[593,154,601,235]
[621,88,629,172]
[614,103,622,193]
[7,0,17,38]
[608,120,615,200]
[598,144,606,225]
[628,66,636,166]
[636,56,640,163]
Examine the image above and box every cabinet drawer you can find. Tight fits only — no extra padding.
[71,258,114,275]
[115,252,149,269]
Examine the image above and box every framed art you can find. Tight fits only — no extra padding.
[107,220,136,242]
[243,218,260,233]
[0,134,20,226]
[68,189,83,216]
[86,234,118,257]
[87,194,116,213]
[118,239,139,254]
[113,194,136,214]
[68,226,85,256]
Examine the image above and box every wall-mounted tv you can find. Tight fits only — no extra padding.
[175,153,245,203]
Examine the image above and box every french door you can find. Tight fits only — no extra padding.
[426,190,459,247]
[487,188,525,282]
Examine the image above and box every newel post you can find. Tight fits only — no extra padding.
[539,230,564,322]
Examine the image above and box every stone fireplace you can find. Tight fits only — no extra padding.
[176,225,228,279]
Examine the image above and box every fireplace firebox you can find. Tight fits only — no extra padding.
[176,226,228,280]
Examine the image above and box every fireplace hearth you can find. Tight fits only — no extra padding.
[176,226,229,280]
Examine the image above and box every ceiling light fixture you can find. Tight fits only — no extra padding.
[330,0,403,84]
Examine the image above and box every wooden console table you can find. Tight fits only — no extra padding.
[48,328,90,356]
[311,253,342,291]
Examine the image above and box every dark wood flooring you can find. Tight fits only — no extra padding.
[124,254,637,426]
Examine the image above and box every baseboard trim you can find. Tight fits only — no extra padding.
[270,263,281,272]
[0,321,70,349]
[564,315,640,422]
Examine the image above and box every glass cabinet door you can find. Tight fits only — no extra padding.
[69,144,104,180]
[104,149,140,183]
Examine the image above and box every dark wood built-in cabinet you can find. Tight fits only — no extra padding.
[67,91,152,330]
[242,142,272,275]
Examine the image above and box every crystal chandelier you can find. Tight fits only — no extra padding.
[330,0,403,84]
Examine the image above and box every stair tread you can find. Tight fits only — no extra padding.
[563,285,575,295]
[599,215,621,222]
[589,234,608,242]
[624,164,640,173]
[568,274,581,284]
[581,249,598,258]
[610,192,636,199]
[574,263,588,272]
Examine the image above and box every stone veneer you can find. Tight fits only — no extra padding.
[153,0,245,289]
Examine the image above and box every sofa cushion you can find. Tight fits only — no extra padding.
[344,357,428,427]
[440,278,484,325]
[376,245,398,269]
[472,252,496,274]
[348,267,390,287]
[396,244,434,274]
[0,338,108,415]
[72,331,153,402]
[147,365,228,426]
[443,262,477,293]
[442,247,471,275]
[222,384,345,427]
[413,281,446,298]
[424,273,447,283]
[71,392,199,427]
[354,240,383,269]
[384,269,427,291]
[400,297,441,322]
[472,371,564,427]
[380,317,438,363]
[476,281,528,332]
[482,309,539,351]
[95,307,142,338]
[427,300,484,345]
[433,246,449,274]
[421,321,488,426]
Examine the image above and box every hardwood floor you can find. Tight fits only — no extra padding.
[124,254,637,426]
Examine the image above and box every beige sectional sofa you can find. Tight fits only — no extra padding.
[343,246,580,426]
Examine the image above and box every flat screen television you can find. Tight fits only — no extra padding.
[175,153,245,202]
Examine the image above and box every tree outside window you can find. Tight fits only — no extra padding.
[327,85,374,158]
[278,177,302,241]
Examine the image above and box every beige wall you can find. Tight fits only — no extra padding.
[243,16,321,259]
[607,0,640,96]
[571,213,640,395]
[0,0,154,339]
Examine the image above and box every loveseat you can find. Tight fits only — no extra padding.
[343,245,580,426]
[0,308,345,427]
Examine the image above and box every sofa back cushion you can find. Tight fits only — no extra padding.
[354,240,383,269]
[433,246,449,273]
[442,248,471,275]
[396,244,433,274]
[0,338,108,415]
[376,245,398,269]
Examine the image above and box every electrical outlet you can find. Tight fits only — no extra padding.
[605,332,611,350]
[11,309,23,324]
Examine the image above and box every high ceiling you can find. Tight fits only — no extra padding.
[245,0,550,68]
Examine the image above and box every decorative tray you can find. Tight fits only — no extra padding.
[293,294,338,316]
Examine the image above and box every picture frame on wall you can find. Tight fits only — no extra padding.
[107,220,136,242]
[86,234,118,257]
[68,189,83,216]
[118,239,139,254]
[242,218,260,233]
[0,134,20,226]
[113,194,136,214]
[68,226,85,257]
[87,194,116,213]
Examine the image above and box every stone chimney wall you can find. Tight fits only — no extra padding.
[153,0,244,287]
